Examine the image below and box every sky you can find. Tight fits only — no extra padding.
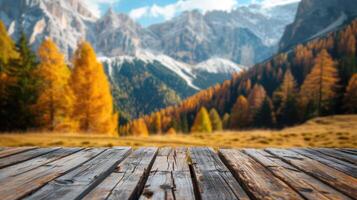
[85,0,300,26]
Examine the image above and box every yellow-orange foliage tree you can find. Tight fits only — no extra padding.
[230,95,250,129]
[0,20,18,97]
[300,50,340,116]
[344,73,357,113]
[191,107,212,133]
[71,41,118,135]
[131,119,149,137]
[34,39,76,131]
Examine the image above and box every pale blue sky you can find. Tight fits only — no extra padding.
[85,0,299,26]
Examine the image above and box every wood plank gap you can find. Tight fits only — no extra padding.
[219,149,303,200]
[292,148,357,178]
[24,147,131,200]
[266,148,357,199]
[0,148,106,200]
[246,149,351,200]
[0,147,61,169]
[0,148,83,181]
[0,147,37,158]
[315,148,357,165]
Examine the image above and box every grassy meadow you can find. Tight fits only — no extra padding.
[0,115,356,148]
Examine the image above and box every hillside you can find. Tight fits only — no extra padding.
[0,115,355,148]
[125,19,357,135]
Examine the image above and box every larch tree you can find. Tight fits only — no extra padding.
[209,108,222,132]
[35,39,76,131]
[71,41,118,135]
[191,107,212,133]
[248,84,267,111]
[131,119,149,137]
[344,73,357,113]
[300,50,340,116]
[230,95,250,129]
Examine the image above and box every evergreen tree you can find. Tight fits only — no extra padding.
[34,39,76,131]
[209,108,222,132]
[71,41,118,135]
[180,114,189,133]
[300,50,340,117]
[273,69,299,125]
[6,32,39,130]
[230,95,250,129]
[191,107,212,133]
[222,113,230,129]
[254,97,275,128]
[344,73,357,113]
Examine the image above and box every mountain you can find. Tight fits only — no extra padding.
[0,0,299,119]
[149,3,299,65]
[0,0,96,57]
[101,51,247,119]
[279,0,357,51]
[128,19,357,134]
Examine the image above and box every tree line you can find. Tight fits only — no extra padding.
[0,21,117,135]
[123,19,357,136]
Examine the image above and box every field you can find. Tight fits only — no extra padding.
[0,115,356,148]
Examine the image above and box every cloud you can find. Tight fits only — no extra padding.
[84,0,119,17]
[129,0,238,21]
[260,0,301,8]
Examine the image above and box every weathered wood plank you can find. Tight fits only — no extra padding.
[0,148,104,200]
[0,147,60,169]
[140,147,195,200]
[293,148,357,178]
[316,148,357,165]
[190,147,250,200]
[0,148,81,180]
[245,149,351,200]
[267,148,357,199]
[338,149,357,156]
[25,147,131,200]
[83,147,157,200]
[0,147,37,158]
[219,149,302,200]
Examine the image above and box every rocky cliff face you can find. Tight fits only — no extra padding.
[279,0,357,51]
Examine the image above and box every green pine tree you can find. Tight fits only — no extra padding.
[254,97,275,128]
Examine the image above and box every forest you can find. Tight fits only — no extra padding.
[0,21,117,135]
[0,19,356,137]
[122,19,357,136]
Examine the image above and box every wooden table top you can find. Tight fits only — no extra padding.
[0,147,356,200]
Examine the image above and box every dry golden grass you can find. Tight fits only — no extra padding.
[0,115,356,148]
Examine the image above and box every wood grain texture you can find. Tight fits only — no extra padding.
[140,148,195,200]
[293,148,357,178]
[83,147,158,200]
[267,148,357,199]
[190,147,250,200]
[316,148,357,165]
[0,147,60,169]
[245,149,351,200]
[0,147,37,158]
[0,148,104,200]
[219,149,302,200]
[25,147,131,200]
[0,148,81,180]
